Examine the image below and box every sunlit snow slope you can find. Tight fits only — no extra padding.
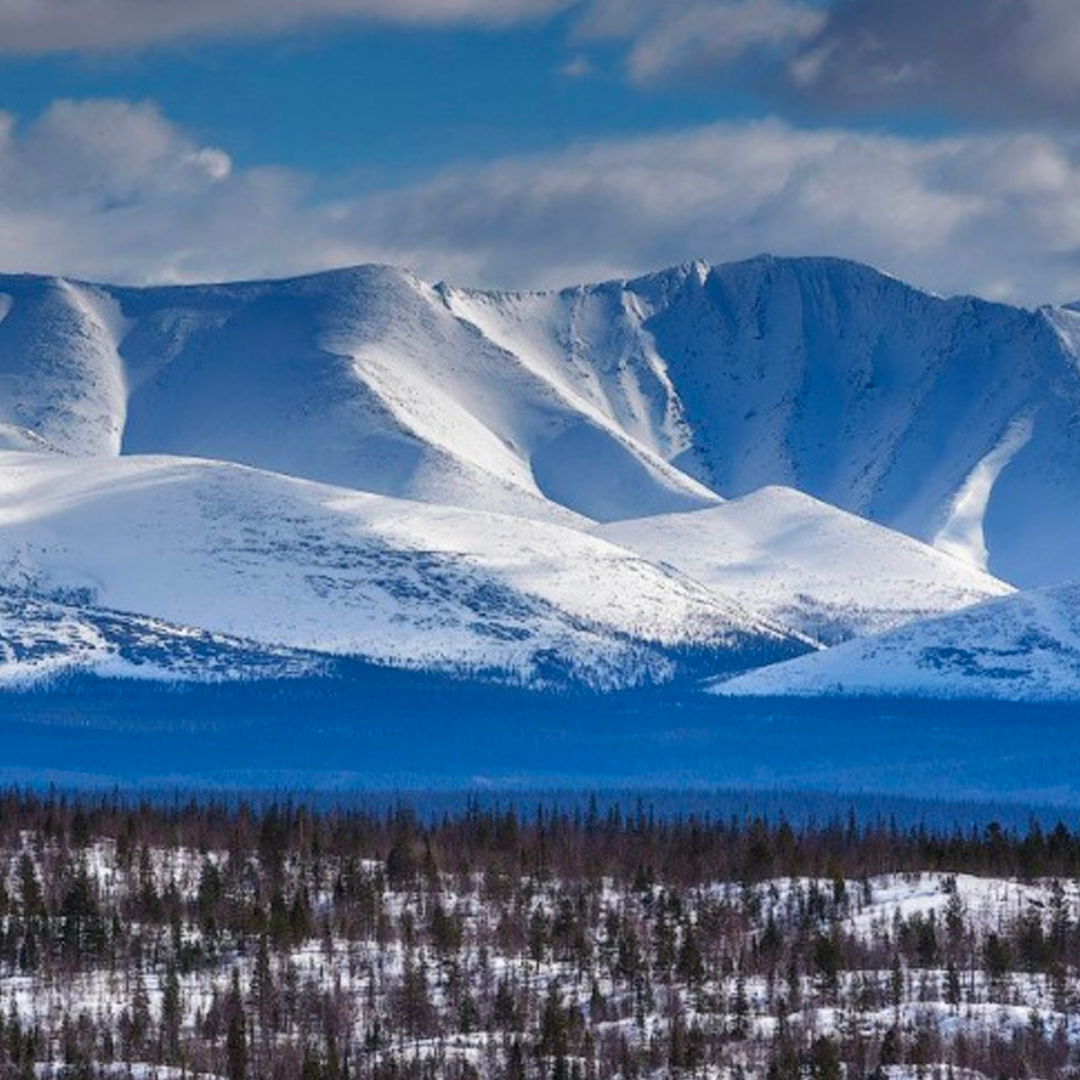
[0,452,805,687]
[0,268,715,525]
[3,258,1080,585]
[596,487,1011,643]
[714,585,1080,702]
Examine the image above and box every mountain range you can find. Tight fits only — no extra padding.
[1,254,1079,787]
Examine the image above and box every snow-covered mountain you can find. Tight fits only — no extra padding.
[0,267,716,525]
[446,258,1080,588]
[0,452,807,688]
[0,254,1076,700]
[3,257,1080,586]
[714,584,1080,702]
[596,487,1011,643]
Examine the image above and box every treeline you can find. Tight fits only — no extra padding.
[0,788,1077,885]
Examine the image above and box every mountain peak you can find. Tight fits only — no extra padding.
[1,254,1078,588]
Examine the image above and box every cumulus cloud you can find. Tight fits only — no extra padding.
[0,0,572,54]
[4,99,1080,306]
[789,0,1080,119]
[0,99,380,283]
[575,0,825,84]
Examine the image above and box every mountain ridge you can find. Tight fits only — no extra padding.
[3,252,1072,582]
[0,252,1074,704]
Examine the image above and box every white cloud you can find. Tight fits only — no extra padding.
[346,122,1080,306]
[4,100,232,208]
[0,100,359,284]
[575,0,825,84]
[0,0,825,103]
[0,0,573,54]
[3,99,1080,307]
[559,55,595,80]
[634,3,824,83]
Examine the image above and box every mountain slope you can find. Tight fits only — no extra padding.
[714,584,1080,702]
[0,451,808,688]
[0,268,718,525]
[448,258,1080,586]
[0,587,328,686]
[0,277,127,456]
[596,487,1012,643]
[4,257,1080,587]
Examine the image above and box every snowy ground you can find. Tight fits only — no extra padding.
[597,487,1010,644]
[715,583,1080,701]
[3,834,1079,1080]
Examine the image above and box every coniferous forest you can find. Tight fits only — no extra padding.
[1,792,1080,1079]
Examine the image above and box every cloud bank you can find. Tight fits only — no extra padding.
[0,0,573,53]
[790,0,1080,120]
[4,0,1076,132]
[2,99,1080,306]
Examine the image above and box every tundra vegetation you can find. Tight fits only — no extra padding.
[0,792,1078,1079]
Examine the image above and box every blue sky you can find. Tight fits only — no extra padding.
[0,0,1078,305]
[0,11,793,179]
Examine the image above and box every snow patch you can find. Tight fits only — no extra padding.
[599,487,1011,644]
[933,414,1034,571]
[714,582,1080,702]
